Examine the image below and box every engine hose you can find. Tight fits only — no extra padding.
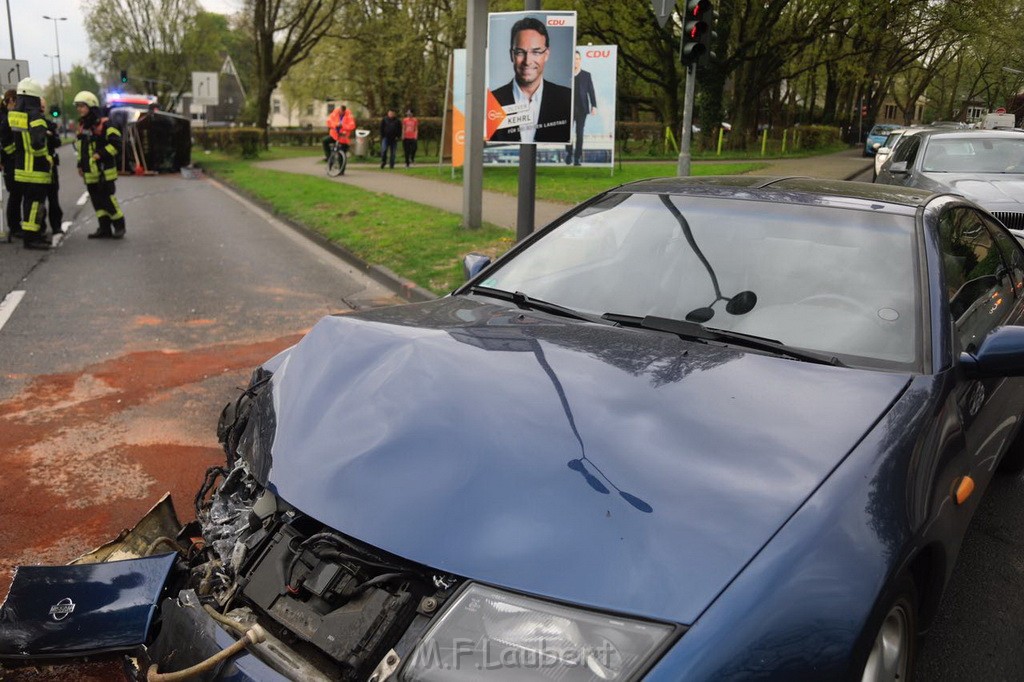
[147,624,266,682]
[145,536,185,557]
[202,604,248,637]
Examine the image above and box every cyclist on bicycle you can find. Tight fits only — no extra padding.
[322,104,356,160]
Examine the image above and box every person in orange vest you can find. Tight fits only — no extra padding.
[322,105,356,161]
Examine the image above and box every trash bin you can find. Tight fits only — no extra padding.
[354,129,370,157]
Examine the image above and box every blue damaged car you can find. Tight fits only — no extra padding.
[4,176,1024,682]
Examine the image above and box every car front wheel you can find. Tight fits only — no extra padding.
[860,576,917,682]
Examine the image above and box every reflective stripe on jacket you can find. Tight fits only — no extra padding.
[77,117,120,184]
[6,110,53,185]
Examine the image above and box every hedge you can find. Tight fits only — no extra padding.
[192,119,842,159]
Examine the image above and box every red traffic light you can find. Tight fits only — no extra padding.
[688,0,711,16]
[681,0,715,67]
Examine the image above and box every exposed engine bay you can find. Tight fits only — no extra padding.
[175,369,461,680]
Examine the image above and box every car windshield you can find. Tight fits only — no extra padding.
[922,137,1024,173]
[882,131,904,149]
[474,193,920,371]
[870,125,898,137]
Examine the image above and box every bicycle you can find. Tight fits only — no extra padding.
[326,141,348,177]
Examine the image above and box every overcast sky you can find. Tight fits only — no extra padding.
[6,0,239,92]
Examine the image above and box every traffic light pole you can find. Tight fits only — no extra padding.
[677,63,696,177]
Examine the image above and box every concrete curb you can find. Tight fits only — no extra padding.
[199,166,437,303]
[843,163,875,181]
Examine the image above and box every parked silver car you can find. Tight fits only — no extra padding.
[872,127,933,179]
[875,129,1024,230]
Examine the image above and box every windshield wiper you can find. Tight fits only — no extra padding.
[467,286,604,323]
[602,313,845,367]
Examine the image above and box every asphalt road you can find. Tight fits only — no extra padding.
[0,156,1021,680]
[0,156,400,603]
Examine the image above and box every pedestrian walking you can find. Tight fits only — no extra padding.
[402,109,419,168]
[40,97,64,238]
[74,90,126,239]
[0,78,54,250]
[380,109,401,169]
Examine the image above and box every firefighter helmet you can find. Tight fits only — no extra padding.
[74,91,99,108]
[16,78,43,99]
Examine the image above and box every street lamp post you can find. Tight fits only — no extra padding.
[42,15,67,133]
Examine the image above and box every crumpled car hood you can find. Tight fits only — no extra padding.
[262,298,910,624]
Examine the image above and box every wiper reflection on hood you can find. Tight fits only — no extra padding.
[602,313,845,367]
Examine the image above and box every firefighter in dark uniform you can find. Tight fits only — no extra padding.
[0,78,54,250]
[74,90,126,239]
[40,97,64,238]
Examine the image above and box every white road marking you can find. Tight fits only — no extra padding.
[52,233,63,248]
[61,220,72,232]
[76,192,89,206]
[0,290,26,333]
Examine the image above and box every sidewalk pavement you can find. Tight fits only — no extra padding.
[255,147,874,232]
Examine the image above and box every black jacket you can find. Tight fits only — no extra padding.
[488,79,572,143]
[380,116,402,142]
[573,69,597,120]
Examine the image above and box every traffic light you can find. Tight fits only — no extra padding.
[49,105,59,119]
[120,69,128,83]
[680,0,714,67]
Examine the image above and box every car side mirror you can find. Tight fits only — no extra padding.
[959,326,1024,378]
[872,142,881,150]
[888,161,909,175]
[462,252,492,281]
[877,147,890,155]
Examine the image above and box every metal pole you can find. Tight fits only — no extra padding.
[677,63,695,177]
[44,16,67,134]
[516,0,541,241]
[858,97,863,145]
[439,51,452,171]
[5,0,13,58]
[462,0,486,229]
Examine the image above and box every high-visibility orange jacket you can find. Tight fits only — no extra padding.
[328,108,356,145]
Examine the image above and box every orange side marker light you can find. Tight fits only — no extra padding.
[953,476,975,505]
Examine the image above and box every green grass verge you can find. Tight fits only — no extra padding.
[201,150,513,295]
[196,147,766,295]
[397,162,764,204]
[248,147,764,205]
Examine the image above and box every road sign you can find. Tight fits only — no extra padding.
[0,60,30,91]
[191,71,219,106]
[652,0,674,28]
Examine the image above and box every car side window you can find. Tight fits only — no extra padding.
[892,136,920,166]
[939,208,1015,352]
[985,216,1024,293]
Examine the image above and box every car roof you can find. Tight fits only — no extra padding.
[611,176,934,214]
[916,128,1024,141]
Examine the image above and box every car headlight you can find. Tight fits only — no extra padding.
[401,584,676,681]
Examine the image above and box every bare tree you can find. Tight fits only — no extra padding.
[249,0,342,134]
[84,0,217,107]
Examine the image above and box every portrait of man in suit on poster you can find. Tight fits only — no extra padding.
[487,13,575,144]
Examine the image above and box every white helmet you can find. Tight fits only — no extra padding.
[74,90,99,108]
[16,77,43,99]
